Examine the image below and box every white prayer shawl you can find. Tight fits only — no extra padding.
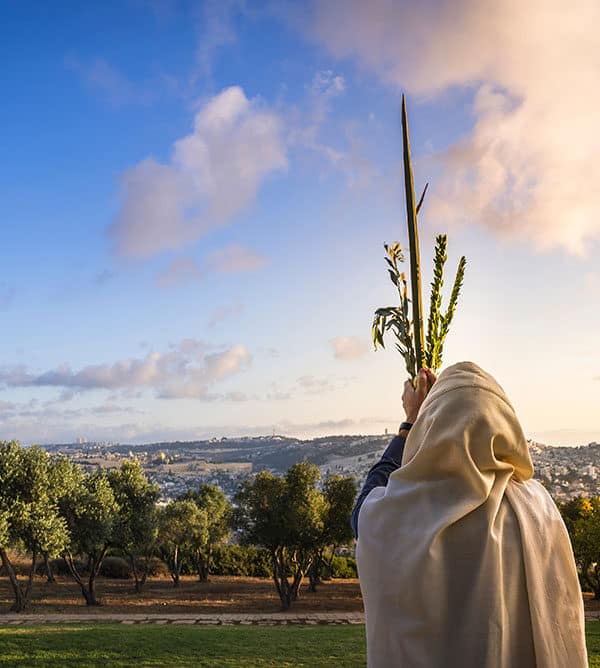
[357,361,587,668]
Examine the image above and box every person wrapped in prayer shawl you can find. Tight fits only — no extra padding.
[353,361,587,668]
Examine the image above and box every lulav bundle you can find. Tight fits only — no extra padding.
[372,96,466,381]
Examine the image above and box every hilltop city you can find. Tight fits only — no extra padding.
[40,433,600,503]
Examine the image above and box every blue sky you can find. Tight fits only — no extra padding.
[0,0,598,445]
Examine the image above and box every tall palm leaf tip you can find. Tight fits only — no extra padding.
[373,97,466,378]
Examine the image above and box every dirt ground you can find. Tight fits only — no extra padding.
[2,574,596,616]
[0,575,364,615]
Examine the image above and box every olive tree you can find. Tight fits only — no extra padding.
[108,459,160,592]
[60,469,119,606]
[158,499,208,587]
[235,461,325,609]
[559,496,600,598]
[0,441,68,611]
[179,484,232,582]
[308,474,356,592]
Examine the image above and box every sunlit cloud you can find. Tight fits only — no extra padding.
[331,336,369,361]
[308,0,600,254]
[109,86,287,258]
[0,340,251,400]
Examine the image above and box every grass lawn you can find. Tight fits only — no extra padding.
[0,622,599,667]
[0,624,366,667]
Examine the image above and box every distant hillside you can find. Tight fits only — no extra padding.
[44,433,392,473]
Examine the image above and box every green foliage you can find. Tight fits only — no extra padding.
[108,459,160,590]
[308,475,355,591]
[108,459,160,554]
[0,441,69,611]
[371,243,417,378]
[178,483,232,581]
[373,235,466,377]
[158,499,209,585]
[99,555,132,579]
[0,442,69,557]
[330,556,358,579]
[209,545,272,578]
[235,462,328,608]
[63,470,118,557]
[322,476,356,549]
[558,496,600,597]
[60,469,120,605]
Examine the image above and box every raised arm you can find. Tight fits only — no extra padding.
[351,368,437,539]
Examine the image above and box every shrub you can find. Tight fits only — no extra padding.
[35,557,86,577]
[135,556,170,578]
[99,556,131,579]
[210,545,272,578]
[330,556,357,579]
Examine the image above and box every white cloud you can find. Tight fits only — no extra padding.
[308,0,600,254]
[0,340,251,400]
[331,336,369,361]
[157,244,266,288]
[157,257,204,288]
[296,375,337,395]
[109,86,287,258]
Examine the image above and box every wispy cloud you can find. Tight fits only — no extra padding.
[109,86,287,258]
[308,0,600,254]
[157,244,267,288]
[206,244,268,273]
[0,287,15,310]
[157,257,204,288]
[331,336,369,361]
[208,301,244,327]
[66,56,177,108]
[0,340,251,400]
[194,0,241,82]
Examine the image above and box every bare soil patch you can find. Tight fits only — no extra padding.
[0,575,364,615]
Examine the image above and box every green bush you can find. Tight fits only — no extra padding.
[34,557,86,577]
[99,556,131,579]
[134,556,170,578]
[329,556,357,579]
[209,545,272,577]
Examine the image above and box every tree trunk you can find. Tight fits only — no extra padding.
[290,550,310,601]
[86,569,99,606]
[43,552,56,583]
[0,549,27,612]
[324,546,337,581]
[169,545,181,587]
[593,564,600,601]
[195,550,209,582]
[271,549,292,610]
[127,552,149,594]
[308,552,323,593]
[63,548,106,606]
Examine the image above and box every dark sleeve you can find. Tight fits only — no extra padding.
[351,434,406,539]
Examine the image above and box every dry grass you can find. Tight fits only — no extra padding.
[0,575,363,615]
